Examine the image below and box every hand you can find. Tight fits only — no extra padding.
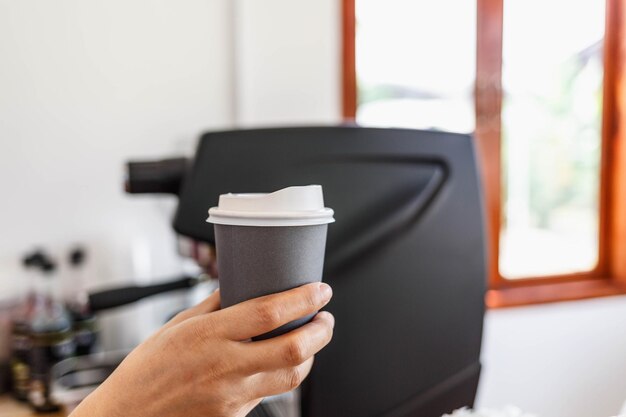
[70,282,334,417]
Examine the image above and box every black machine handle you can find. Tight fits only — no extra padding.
[125,157,189,195]
[88,276,199,313]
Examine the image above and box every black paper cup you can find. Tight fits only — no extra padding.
[207,186,334,340]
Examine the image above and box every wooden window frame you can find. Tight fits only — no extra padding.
[342,0,626,307]
[342,0,357,120]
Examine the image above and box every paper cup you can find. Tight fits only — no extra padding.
[208,185,334,340]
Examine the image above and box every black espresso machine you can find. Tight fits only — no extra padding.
[116,126,487,417]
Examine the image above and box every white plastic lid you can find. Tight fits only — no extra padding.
[207,185,335,227]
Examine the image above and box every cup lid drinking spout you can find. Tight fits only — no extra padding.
[207,185,335,227]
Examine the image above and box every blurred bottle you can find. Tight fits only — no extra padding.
[0,296,15,394]
[10,250,45,401]
[27,259,75,413]
[66,247,98,356]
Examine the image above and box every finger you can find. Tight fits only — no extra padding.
[248,357,315,399]
[239,311,334,373]
[213,282,332,341]
[162,289,221,330]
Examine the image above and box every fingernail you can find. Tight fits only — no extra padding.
[327,312,335,329]
[319,282,333,302]
[316,311,335,329]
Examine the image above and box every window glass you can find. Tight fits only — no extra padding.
[355,0,476,133]
[499,0,605,278]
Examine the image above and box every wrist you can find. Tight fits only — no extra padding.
[68,374,129,417]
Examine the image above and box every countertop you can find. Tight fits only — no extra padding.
[0,396,66,417]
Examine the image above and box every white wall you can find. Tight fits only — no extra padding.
[234,0,341,126]
[477,295,626,417]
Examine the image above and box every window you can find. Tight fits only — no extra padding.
[500,0,605,279]
[343,0,626,306]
